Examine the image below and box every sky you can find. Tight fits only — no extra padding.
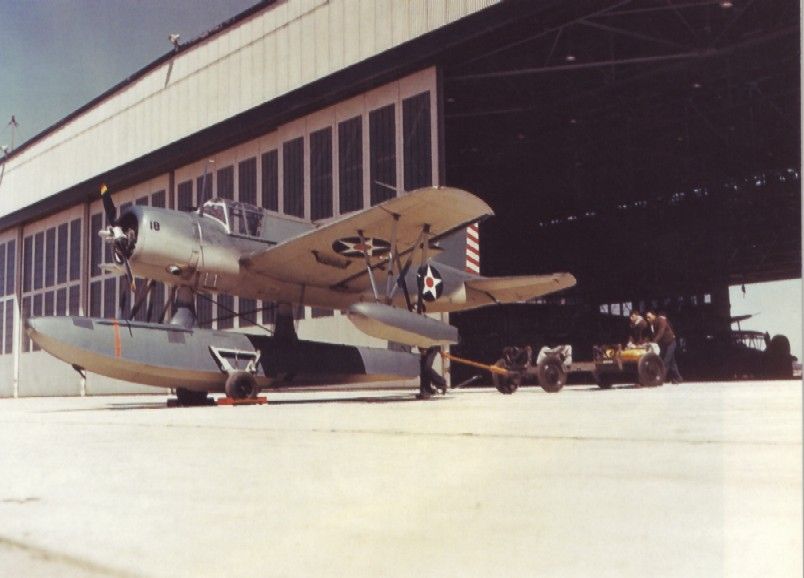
[1,1,802,359]
[730,280,802,361]
[0,0,258,146]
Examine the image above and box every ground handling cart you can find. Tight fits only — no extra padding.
[591,343,665,388]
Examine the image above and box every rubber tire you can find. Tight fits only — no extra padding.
[175,387,209,406]
[225,371,259,400]
[594,371,615,389]
[492,359,520,394]
[637,352,665,387]
[537,357,566,393]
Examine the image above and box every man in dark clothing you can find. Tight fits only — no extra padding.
[645,311,683,384]
[628,311,649,346]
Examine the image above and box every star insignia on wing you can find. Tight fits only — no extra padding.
[332,236,391,258]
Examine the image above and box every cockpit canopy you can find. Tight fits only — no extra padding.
[199,198,264,238]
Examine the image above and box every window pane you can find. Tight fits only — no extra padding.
[151,190,166,208]
[262,301,276,325]
[4,301,13,354]
[283,138,304,218]
[23,236,32,293]
[33,232,44,290]
[177,180,194,211]
[339,116,363,213]
[0,243,5,298]
[44,291,54,316]
[22,296,31,352]
[104,278,117,319]
[90,213,103,277]
[6,239,15,294]
[69,285,80,316]
[69,220,81,281]
[56,288,67,316]
[403,91,432,191]
[217,166,234,200]
[196,174,213,204]
[240,297,256,326]
[369,104,396,205]
[310,127,333,221]
[311,307,333,318]
[135,196,148,206]
[90,281,102,317]
[217,293,234,329]
[57,223,68,285]
[197,295,212,329]
[45,228,56,288]
[261,150,279,211]
[238,158,257,205]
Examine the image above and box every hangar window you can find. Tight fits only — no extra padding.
[261,150,279,212]
[57,288,67,316]
[44,291,54,316]
[21,297,30,352]
[283,137,305,218]
[33,232,44,290]
[5,239,14,294]
[57,223,68,285]
[70,220,82,280]
[89,282,101,317]
[4,301,12,354]
[177,180,194,211]
[151,190,165,208]
[339,116,363,213]
[22,236,32,293]
[240,297,256,326]
[103,278,116,319]
[239,158,257,206]
[45,228,56,288]
[217,166,234,200]
[90,213,103,276]
[136,196,148,206]
[217,294,235,329]
[0,245,5,298]
[369,104,396,205]
[197,295,212,329]
[197,174,213,204]
[310,127,333,221]
[403,91,432,191]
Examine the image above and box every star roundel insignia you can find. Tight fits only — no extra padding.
[417,264,444,302]
[331,236,391,258]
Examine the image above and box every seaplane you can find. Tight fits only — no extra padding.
[26,184,575,404]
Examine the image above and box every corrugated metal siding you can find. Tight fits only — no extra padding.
[0,0,498,220]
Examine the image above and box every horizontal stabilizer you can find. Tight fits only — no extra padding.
[465,273,576,305]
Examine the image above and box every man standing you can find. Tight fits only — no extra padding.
[645,310,683,384]
[628,310,649,346]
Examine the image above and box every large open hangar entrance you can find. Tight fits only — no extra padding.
[438,0,800,378]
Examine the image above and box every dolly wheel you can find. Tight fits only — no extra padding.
[537,357,566,393]
[492,360,520,394]
[225,371,259,400]
[637,353,665,387]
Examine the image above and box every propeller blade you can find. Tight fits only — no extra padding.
[100,183,117,225]
[129,279,156,321]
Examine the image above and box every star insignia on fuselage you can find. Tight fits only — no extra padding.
[332,236,391,258]
[417,264,443,302]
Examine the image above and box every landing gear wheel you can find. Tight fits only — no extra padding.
[492,360,520,394]
[225,371,259,400]
[175,388,209,406]
[537,357,566,393]
[638,353,665,387]
[593,371,614,389]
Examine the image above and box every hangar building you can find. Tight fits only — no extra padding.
[0,0,799,396]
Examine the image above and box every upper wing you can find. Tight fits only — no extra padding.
[464,273,577,305]
[241,187,493,289]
